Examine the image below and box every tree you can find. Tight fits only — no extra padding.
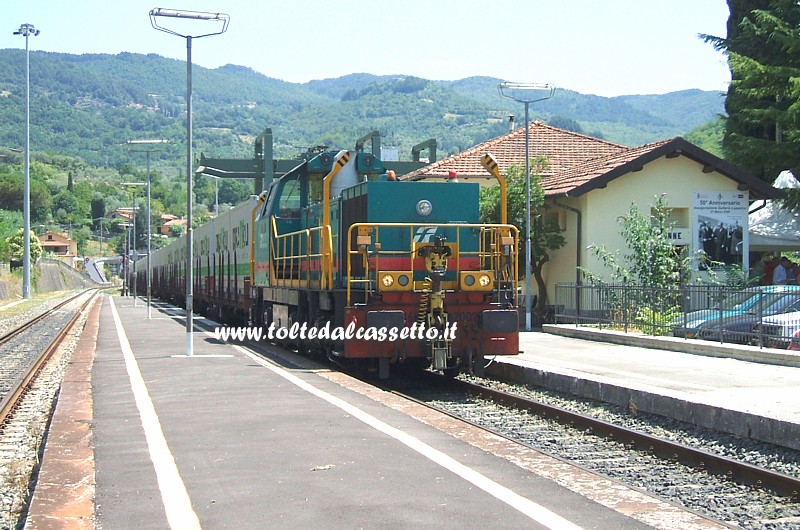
[479,159,566,322]
[91,197,106,228]
[0,172,53,222]
[0,209,22,263]
[5,228,43,266]
[703,0,800,181]
[52,189,85,223]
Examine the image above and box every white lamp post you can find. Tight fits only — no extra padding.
[128,139,169,319]
[150,8,229,357]
[210,174,220,216]
[498,82,555,330]
[14,23,40,300]
[123,182,146,306]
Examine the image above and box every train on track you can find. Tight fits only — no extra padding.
[146,148,520,377]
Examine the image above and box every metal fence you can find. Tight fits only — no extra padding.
[553,282,800,349]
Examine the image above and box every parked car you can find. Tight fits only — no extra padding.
[695,291,800,344]
[671,285,800,339]
[754,310,800,349]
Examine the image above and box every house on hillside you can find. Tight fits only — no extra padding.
[403,122,781,312]
[160,217,187,236]
[38,231,78,267]
[111,207,136,223]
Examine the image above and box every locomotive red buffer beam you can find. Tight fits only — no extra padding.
[341,303,519,360]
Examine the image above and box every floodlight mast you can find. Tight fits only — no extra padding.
[498,81,555,331]
[14,23,40,300]
[150,8,229,357]
[127,139,170,319]
[122,182,146,306]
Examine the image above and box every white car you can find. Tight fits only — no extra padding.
[757,311,800,350]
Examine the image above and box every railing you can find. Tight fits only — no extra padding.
[345,222,518,305]
[269,217,333,289]
[554,282,800,349]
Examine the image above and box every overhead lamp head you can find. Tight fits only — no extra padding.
[149,8,229,38]
[127,139,169,145]
[498,81,556,103]
[13,24,40,37]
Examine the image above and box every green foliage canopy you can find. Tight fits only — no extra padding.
[704,0,800,181]
[5,228,43,264]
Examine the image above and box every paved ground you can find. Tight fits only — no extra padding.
[29,295,726,529]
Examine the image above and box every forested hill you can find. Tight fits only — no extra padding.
[0,50,724,168]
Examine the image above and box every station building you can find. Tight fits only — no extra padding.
[403,122,782,308]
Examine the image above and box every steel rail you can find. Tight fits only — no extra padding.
[0,291,87,346]
[0,290,99,427]
[438,376,800,501]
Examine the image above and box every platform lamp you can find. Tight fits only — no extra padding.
[498,82,555,331]
[150,8,229,357]
[14,23,40,300]
[127,139,169,319]
[122,182,145,306]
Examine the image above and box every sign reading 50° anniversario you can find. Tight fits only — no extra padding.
[694,191,748,269]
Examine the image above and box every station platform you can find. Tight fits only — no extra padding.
[489,325,800,451]
[26,295,733,530]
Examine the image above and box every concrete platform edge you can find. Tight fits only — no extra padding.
[486,353,800,452]
[543,324,800,368]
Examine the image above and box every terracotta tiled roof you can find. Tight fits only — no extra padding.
[402,122,627,181]
[401,123,781,200]
[541,138,674,196]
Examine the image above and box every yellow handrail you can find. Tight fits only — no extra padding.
[345,222,518,305]
[480,152,508,225]
[322,150,350,233]
[269,216,331,289]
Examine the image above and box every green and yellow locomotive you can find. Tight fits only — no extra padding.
[150,143,520,377]
[251,149,519,377]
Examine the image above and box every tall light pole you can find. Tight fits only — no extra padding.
[14,23,40,300]
[91,216,110,256]
[150,8,229,357]
[498,82,555,331]
[128,139,169,319]
[210,174,220,216]
[123,182,145,306]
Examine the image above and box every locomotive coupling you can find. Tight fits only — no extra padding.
[417,236,454,370]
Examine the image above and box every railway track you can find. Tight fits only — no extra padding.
[0,289,98,423]
[384,372,800,529]
[0,289,99,529]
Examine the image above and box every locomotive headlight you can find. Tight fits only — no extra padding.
[479,274,491,287]
[416,199,432,216]
[397,274,410,287]
[381,274,395,287]
[464,274,476,286]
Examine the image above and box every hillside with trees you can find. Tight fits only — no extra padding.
[0,50,727,265]
[0,50,725,169]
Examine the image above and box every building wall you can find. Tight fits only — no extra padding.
[542,155,743,305]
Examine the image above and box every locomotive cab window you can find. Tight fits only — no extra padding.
[308,174,323,204]
[278,177,301,219]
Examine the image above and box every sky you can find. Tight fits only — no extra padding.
[1,0,732,98]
